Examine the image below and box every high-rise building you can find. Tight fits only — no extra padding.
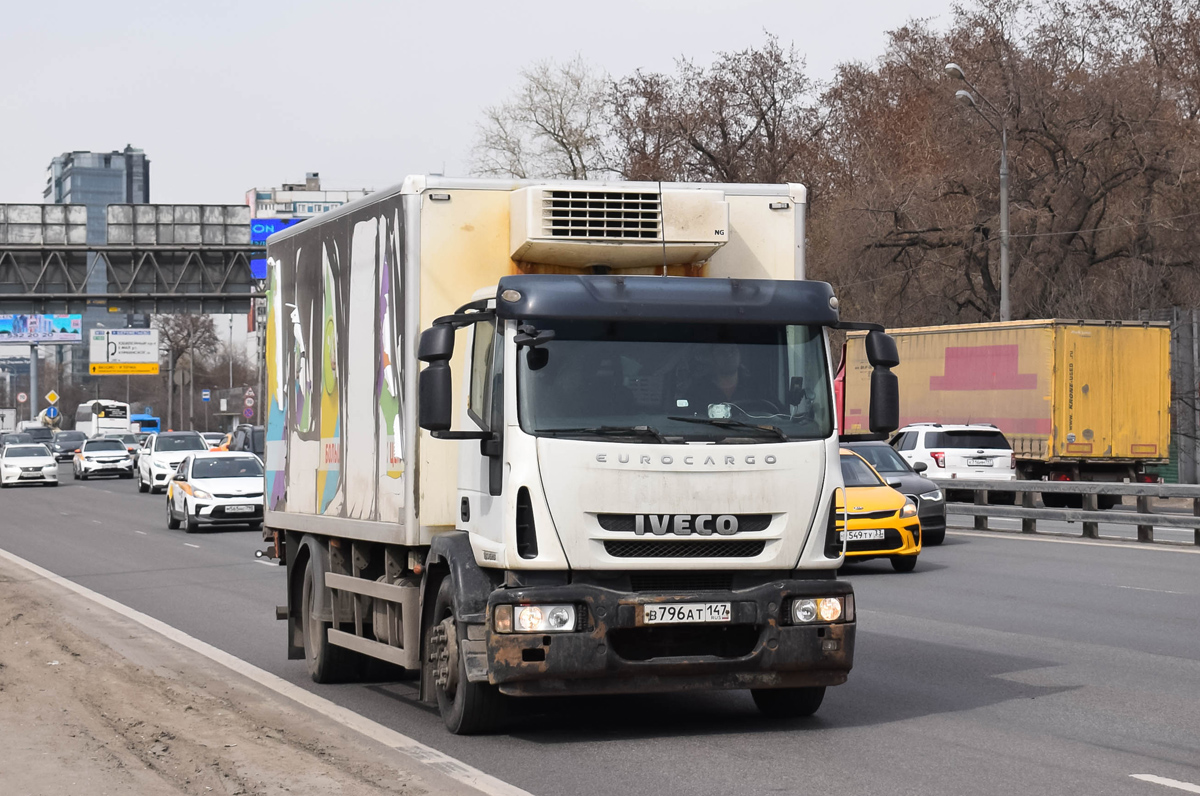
[244,172,370,219]
[44,145,151,382]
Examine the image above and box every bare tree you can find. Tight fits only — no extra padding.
[472,57,611,179]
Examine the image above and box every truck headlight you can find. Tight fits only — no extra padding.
[494,604,577,633]
[900,497,918,518]
[791,597,843,624]
[919,489,943,503]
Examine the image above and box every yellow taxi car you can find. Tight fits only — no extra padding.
[837,448,922,572]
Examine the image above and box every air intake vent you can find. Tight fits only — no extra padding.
[604,540,765,558]
[516,487,538,559]
[543,190,661,240]
[510,186,729,268]
[629,572,733,592]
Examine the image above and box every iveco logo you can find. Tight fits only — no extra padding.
[635,514,739,536]
[596,453,777,466]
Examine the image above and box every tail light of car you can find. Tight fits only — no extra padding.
[1010,454,1016,469]
[931,451,946,468]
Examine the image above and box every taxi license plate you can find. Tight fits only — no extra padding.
[968,457,992,466]
[642,603,731,625]
[842,529,886,542]
[225,505,254,514]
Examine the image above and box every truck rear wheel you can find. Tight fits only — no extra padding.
[301,558,359,684]
[751,686,825,718]
[428,577,506,735]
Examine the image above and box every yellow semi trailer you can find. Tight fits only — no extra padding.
[839,320,1171,485]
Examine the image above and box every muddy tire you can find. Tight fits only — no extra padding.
[300,557,358,684]
[752,686,826,718]
[429,577,506,735]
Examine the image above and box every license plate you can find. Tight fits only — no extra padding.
[19,473,41,479]
[642,602,731,625]
[841,529,886,542]
[225,505,254,513]
[968,458,992,466]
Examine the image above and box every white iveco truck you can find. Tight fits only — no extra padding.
[263,177,900,733]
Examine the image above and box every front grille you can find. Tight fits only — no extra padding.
[543,190,661,240]
[213,492,263,499]
[21,467,40,473]
[844,528,904,553]
[597,514,772,533]
[629,572,733,593]
[609,625,759,661]
[845,509,897,520]
[605,540,765,558]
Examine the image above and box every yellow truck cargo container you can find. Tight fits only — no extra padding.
[839,320,1170,482]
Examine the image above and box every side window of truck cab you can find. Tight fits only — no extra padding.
[467,319,497,431]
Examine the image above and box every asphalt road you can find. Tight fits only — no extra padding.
[2,465,1199,796]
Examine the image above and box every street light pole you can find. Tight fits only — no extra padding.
[947,63,1012,322]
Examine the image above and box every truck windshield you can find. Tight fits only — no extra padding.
[516,319,831,443]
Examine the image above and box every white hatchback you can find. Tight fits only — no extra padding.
[890,423,1016,483]
[0,444,59,487]
[165,451,265,533]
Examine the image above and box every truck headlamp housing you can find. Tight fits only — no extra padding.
[494,604,578,634]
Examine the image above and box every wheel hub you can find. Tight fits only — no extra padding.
[428,617,459,694]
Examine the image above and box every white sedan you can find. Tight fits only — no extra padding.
[73,438,135,480]
[0,444,59,487]
[166,452,265,533]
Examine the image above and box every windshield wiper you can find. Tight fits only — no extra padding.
[667,416,790,441]
[539,425,669,443]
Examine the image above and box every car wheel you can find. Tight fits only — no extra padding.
[923,527,946,546]
[166,499,181,530]
[79,471,88,481]
[429,576,507,734]
[891,555,918,573]
[300,555,360,683]
[72,467,78,481]
[183,500,200,533]
[751,686,826,718]
[137,471,149,493]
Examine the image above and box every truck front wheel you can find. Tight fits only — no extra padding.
[300,558,358,683]
[751,686,826,718]
[428,576,506,735]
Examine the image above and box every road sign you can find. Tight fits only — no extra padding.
[244,387,255,398]
[201,389,211,402]
[45,406,59,420]
[44,390,59,405]
[243,407,254,419]
[244,396,255,408]
[89,362,160,375]
[16,392,27,403]
[90,328,159,376]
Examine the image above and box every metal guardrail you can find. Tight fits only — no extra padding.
[943,479,1200,546]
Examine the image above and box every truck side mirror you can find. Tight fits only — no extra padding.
[869,367,899,434]
[417,324,455,363]
[419,361,453,431]
[865,330,899,368]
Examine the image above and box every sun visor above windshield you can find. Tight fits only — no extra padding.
[494,274,839,326]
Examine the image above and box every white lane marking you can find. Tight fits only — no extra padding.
[183,543,200,548]
[93,520,102,524]
[1117,585,1191,596]
[255,560,277,567]
[946,530,1200,555]
[135,531,147,535]
[0,546,532,796]
[1131,774,1200,793]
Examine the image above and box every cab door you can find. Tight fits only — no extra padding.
[172,456,192,515]
[457,318,506,550]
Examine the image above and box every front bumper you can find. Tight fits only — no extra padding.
[2,469,57,484]
[189,500,264,525]
[80,459,133,475]
[484,579,855,697]
[842,520,921,559]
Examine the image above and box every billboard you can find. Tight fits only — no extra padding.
[250,218,304,279]
[89,328,160,375]
[0,314,82,343]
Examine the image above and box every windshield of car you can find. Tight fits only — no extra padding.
[516,320,831,443]
[928,430,1011,450]
[84,440,127,453]
[840,454,885,487]
[106,434,137,444]
[250,428,265,455]
[850,444,909,473]
[156,435,207,452]
[4,445,51,458]
[202,433,223,442]
[191,456,263,479]
[56,432,87,442]
[5,434,31,444]
[25,428,53,441]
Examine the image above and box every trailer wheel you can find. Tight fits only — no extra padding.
[300,557,358,684]
[751,686,825,718]
[428,577,506,734]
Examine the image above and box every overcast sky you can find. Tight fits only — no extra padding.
[1,0,956,205]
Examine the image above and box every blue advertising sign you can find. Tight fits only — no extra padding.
[250,218,303,279]
[0,314,82,343]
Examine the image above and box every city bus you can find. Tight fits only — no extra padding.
[75,400,132,437]
[130,413,160,434]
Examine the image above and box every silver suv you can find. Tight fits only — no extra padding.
[890,423,1015,483]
